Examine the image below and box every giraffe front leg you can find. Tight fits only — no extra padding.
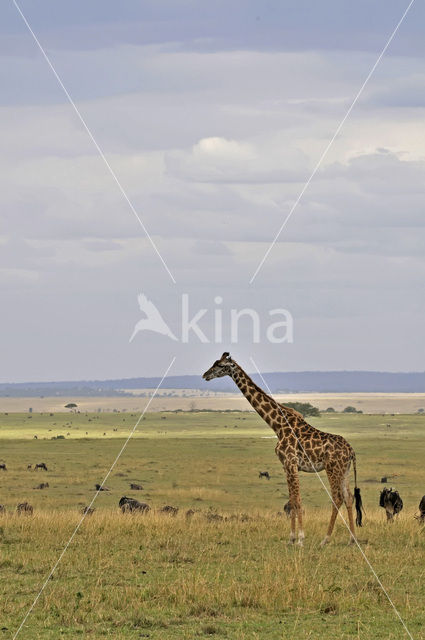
[285,465,303,546]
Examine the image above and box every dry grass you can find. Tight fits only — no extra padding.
[1,509,424,639]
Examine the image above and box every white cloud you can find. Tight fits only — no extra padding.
[166,135,309,183]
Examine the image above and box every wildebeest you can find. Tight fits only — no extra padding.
[27,464,32,470]
[415,495,425,524]
[34,462,48,471]
[205,511,224,522]
[379,487,403,522]
[283,500,292,518]
[185,509,195,519]
[17,502,33,515]
[160,505,179,516]
[119,496,150,513]
[34,482,49,490]
[380,477,388,483]
[95,484,110,491]
[129,483,143,491]
[259,471,270,480]
[281,501,305,519]
[0,463,7,471]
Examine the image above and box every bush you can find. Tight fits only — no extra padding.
[284,402,320,417]
[343,406,362,414]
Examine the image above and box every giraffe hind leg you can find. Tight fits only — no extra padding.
[343,476,356,544]
[321,469,343,546]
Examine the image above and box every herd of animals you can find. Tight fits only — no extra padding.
[0,462,186,517]
[0,457,424,525]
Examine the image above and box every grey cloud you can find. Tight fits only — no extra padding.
[191,240,231,255]
[1,3,425,380]
[82,239,122,252]
[3,1,425,57]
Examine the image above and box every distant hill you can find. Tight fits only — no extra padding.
[0,371,423,397]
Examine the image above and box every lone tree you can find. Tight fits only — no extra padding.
[65,403,77,411]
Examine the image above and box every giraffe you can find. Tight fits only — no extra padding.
[202,352,363,546]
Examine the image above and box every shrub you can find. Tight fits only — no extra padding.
[343,406,362,414]
[284,402,320,417]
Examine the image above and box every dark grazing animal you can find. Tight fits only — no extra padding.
[34,462,48,471]
[17,502,33,515]
[205,511,224,522]
[259,471,270,480]
[160,505,179,516]
[34,482,49,490]
[95,484,110,491]
[416,495,425,524]
[119,496,150,514]
[379,487,403,522]
[0,463,7,471]
[281,501,305,519]
[283,500,292,518]
[129,483,143,490]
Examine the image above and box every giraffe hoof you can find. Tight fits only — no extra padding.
[297,539,304,547]
[320,536,330,547]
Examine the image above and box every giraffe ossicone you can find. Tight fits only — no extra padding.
[202,352,363,545]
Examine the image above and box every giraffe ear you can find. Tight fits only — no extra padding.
[221,352,231,361]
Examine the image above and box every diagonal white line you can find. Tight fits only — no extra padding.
[249,356,414,640]
[11,356,176,640]
[12,0,176,285]
[249,0,417,284]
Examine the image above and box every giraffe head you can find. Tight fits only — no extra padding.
[202,352,234,380]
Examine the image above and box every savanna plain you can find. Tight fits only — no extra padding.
[0,407,424,639]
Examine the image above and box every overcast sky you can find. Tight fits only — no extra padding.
[1,1,424,382]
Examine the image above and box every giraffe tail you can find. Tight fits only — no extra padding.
[352,453,364,527]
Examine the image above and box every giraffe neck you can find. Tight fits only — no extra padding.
[230,362,289,437]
